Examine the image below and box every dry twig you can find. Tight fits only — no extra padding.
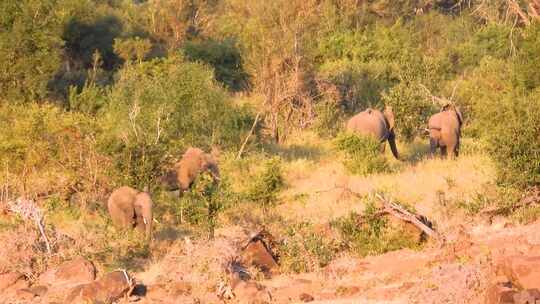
[7,198,52,255]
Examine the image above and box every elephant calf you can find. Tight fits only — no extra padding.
[427,105,463,158]
[346,106,400,159]
[160,147,220,193]
[107,186,153,241]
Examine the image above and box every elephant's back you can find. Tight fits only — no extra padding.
[108,186,138,210]
[346,109,386,140]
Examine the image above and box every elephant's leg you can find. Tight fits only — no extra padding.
[441,146,448,158]
[429,137,438,158]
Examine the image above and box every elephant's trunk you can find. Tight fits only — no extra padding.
[388,131,400,160]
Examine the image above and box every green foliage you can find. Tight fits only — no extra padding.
[0,103,108,197]
[246,157,285,209]
[332,200,421,257]
[277,222,340,273]
[381,82,435,141]
[113,37,152,64]
[0,0,63,101]
[516,22,540,90]
[98,54,252,188]
[184,39,248,91]
[177,171,231,239]
[335,133,390,175]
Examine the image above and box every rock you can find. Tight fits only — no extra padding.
[169,281,192,297]
[484,283,516,304]
[65,270,133,304]
[513,289,540,304]
[38,257,96,289]
[241,239,278,274]
[498,256,540,290]
[15,288,36,301]
[0,272,26,292]
[233,280,271,304]
[299,292,314,302]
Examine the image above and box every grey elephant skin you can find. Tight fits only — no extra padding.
[107,186,153,241]
[346,107,400,159]
[428,106,463,158]
[161,147,220,193]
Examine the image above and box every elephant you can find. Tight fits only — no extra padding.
[346,106,400,159]
[107,186,153,241]
[160,147,220,193]
[427,105,463,158]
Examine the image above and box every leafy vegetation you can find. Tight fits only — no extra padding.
[335,132,390,175]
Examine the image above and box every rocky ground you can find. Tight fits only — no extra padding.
[2,218,540,303]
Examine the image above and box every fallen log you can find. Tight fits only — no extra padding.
[375,193,444,241]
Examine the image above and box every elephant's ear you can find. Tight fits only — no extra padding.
[383,106,395,131]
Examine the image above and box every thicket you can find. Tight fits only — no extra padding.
[2,0,540,216]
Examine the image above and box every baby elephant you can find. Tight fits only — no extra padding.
[427,105,463,158]
[107,186,153,241]
[160,147,220,193]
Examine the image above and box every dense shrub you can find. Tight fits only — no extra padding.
[277,222,340,273]
[0,103,109,201]
[332,200,421,257]
[246,157,285,210]
[97,54,252,188]
[0,0,63,101]
[184,39,248,91]
[381,82,435,141]
[335,133,390,176]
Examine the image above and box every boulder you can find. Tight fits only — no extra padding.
[484,283,515,304]
[0,272,26,292]
[233,280,271,304]
[498,256,540,290]
[513,289,540,304]
[299,292,314,302]
[241,240,278,274]
[65,270,133,304]
[38,257,96,289]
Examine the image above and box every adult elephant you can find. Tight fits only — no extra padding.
[160,147,220,193]
[427,105,463,158]
[107,186,153,241]
[346,106,400,159]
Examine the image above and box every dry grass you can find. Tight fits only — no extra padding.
[277,136,496,229]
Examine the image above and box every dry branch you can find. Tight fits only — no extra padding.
[375,193,444,241]
[7,198,52,255]
[236,111,261,160]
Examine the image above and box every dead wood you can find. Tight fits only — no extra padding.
[374,193,444,241]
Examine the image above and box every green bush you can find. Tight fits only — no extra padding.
[516,22,540,90]
[246,157,284,210]
[335,132,390,175]
[332,200,421,257]
[175,171,232,239]
[381,82,435,141]
[277,222,340,273]
[97,54,252,188]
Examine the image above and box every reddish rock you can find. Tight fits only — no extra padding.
[65,270,133,304]
[513,289,540,304]
[485,283,516,304]
[169,281,192,297]
[299,292,314,302]
[0,272,26,292]
[241,240,278,274]
[15,288,36,301]
[498,256,540,290]
[233,280,271,304]
[38,257,96,289]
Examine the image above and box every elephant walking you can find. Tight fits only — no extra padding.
[427,105,463,159]
[160,147,220,193]
[346,106,400,159]
[107,186,153,241]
